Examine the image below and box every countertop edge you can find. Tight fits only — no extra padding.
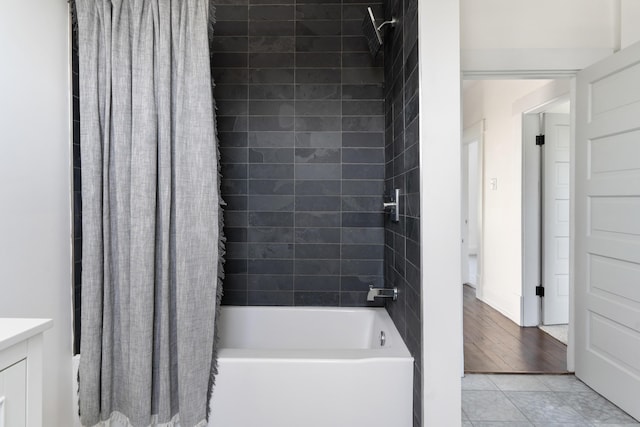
[0,318,54,352]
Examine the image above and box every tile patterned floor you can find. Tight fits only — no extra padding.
[462,374,640,426]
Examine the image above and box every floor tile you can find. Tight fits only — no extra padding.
[463,374,499,391]
[532,423,595,427]
[462,390,529,422]
[462,375,639,427]
[538,375,593,392]
[561,392,639,424]
[488,374,551,391]
[463,408,472,421]
[505,391,588,424]
[594,424,640,426]
[472,422,533,426]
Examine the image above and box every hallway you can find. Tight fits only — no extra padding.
[464,285,567,373]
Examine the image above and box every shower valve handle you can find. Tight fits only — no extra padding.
[383,189,400,222]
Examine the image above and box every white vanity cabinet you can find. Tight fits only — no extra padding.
[0,319,52,427]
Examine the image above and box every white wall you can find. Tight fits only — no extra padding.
[461,0,614,49]
[0,1,73,425]
[463,80,551,324]
[461,0,615,73]
[419,0,461,425]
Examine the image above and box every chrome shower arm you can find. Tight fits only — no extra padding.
[377,18,398,32]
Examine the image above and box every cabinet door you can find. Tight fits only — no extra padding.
[0,360,27,427]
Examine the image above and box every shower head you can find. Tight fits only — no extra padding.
[361,7,398,58]
[362,7,383,58]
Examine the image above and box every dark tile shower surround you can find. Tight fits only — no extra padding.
[73,1,421,421]
[212,0,387,307]
[71,13,82,355]
[382,0,421,426]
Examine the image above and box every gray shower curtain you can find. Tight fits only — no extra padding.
[76,1,222,426]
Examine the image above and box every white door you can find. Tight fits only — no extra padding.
[461,141,470,286]
[467,141,479,287]
[575,41,640,421]
[462,120,484,293]
[543,113,570,325]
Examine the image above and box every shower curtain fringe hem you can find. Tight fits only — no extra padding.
[89,410,208,427]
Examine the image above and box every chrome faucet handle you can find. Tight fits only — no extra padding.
[383,189,400,222]
[367,284,378,301]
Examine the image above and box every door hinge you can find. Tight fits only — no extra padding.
[536,285,545,297]
[536,134,545,146]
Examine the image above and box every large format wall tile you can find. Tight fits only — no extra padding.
[212,0,385,307]
[382,0,421,425]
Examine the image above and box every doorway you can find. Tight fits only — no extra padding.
[463,139,479,289]
[461,119,482,294]
[461,79,572,373]
[522,103,571,329]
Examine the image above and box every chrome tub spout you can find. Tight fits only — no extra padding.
[367,284,398,301]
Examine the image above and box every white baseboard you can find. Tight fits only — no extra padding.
[480,288,520,325]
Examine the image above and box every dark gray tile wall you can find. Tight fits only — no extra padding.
[71,13,82,355]
[212,0,387,307]
[382,0,421,426]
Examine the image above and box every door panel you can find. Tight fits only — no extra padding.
[543,113,570,325]
[556,199,569,235]
[575,41,640,421]
[0,360,27,427]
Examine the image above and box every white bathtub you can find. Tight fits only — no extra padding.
[209,306,414,427]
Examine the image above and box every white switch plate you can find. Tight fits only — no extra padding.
[490,178,497,190]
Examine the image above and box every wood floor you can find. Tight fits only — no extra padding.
[463,285,568,374]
